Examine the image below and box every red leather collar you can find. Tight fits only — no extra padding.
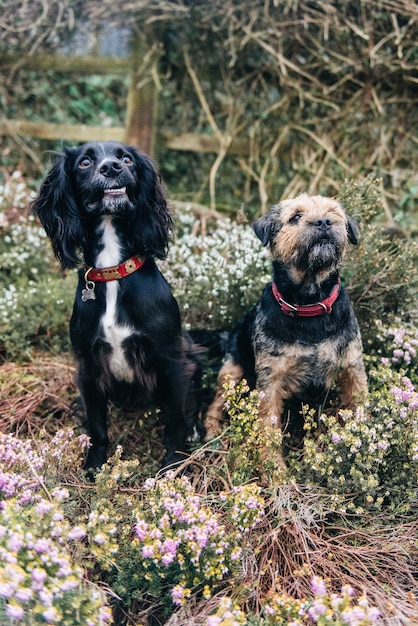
[84,255,146,283]
[272,278,341,317]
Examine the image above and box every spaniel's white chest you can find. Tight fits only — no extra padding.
[96,218,135,382]
[101,282,135,382]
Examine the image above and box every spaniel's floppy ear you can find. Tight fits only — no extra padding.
[128,151,173,259]
[31,149,85,269]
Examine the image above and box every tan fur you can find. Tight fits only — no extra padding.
[205,360,244,439]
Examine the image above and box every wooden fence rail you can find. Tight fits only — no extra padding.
[0,53,249,157]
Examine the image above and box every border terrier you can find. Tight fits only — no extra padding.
[205,194,368,460]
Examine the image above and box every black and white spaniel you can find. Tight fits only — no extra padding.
[32,141,202,474]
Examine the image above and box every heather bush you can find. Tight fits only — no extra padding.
[297,369,417,513]
[0,497,111,625]
[84,453,264,616]
[0,430,111,625]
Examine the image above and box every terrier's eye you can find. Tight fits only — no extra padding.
[122,155,133,165]
[78,157,93,169]
[289,213,302,224]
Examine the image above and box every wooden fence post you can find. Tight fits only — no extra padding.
[125,34,159,156]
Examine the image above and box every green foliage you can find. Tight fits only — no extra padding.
[337,176,418,333]
[220,378,284,485]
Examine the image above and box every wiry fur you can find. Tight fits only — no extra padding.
[32,141,202,473]
[206,194,367,462]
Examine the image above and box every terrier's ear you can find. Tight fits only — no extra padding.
[347,216,360,245]
[253,213,275,247]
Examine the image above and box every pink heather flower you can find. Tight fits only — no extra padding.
[368,607,381,622]
[341,607,366,624]
[331,432,343,444]
[341,584,355,597]
[60,580,78,592]
[142,544,154,558]
[307,600,327,619]
[161,552,175,566]
[67,526,87,541]
[149,528,162,540]
[144,478,156,491]
[34,538,50,553]
[161,538,179,555]
[42,606,59,623]
[31,568,47,584]
[311,575,327,596]
[15,588,33,602]
[38,589,53,606]
[0,582,14,599]
[5,603,25,620]
[35,501,54,515]
[206,617,222,626]
[135,520,148,541]
[7,534,24,552]
[171,584,186,606]
[51,487,69,502]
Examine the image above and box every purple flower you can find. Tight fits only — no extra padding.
[171,584,186,606]
[135,520,148,541]
[34,538,50,554]
[31,568,47,584]
[35,501,54,515]
[15,588,33,602]
[141,545,154,558]
[308,599,327,619]
[5,604,25,620]
[0,582,14,599]
[311,575,327,596]
[161,552,175,566]
[67,525,86,541]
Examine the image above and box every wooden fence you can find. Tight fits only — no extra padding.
[0,52,248,158]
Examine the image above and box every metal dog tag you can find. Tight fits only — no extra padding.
[81,281,96,302]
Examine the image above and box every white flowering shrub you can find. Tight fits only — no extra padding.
[161,210,270,329]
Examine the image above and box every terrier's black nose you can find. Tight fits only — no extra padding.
[314,217,332,231]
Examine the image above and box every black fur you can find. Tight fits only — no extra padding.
[32,141,202,473]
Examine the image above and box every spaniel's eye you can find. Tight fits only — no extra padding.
[122,155,133,165]
[78,157,93,169]
[289,213,302,224]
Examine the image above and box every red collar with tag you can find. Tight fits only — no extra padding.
[84,255,146,283]
[271,278,341,317]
